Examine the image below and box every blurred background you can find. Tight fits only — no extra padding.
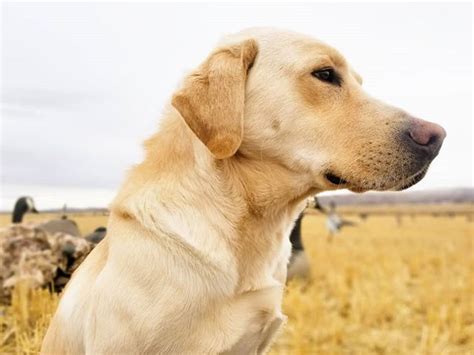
[1,2,472,209]
[0,2,472,354]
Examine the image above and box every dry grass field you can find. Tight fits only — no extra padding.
[272,213,473,354]
[0,207,473,354]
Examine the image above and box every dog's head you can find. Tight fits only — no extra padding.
[172,28,445,192]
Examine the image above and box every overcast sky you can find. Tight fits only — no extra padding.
[1,2,472,210]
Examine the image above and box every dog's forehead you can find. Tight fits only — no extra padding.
[221,28,347,67]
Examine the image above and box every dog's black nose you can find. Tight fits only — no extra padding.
[407,118,446,157]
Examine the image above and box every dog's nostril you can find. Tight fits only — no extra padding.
[426,135,438,146]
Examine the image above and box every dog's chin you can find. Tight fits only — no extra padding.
[327,166,429,193]
[393,166,429,191]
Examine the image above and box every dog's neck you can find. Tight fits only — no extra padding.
[111,109,316,290]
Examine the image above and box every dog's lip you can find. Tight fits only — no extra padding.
[395,166,429,190]
[324,172,348,186]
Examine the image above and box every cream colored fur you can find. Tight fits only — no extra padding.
[41,28,441,354]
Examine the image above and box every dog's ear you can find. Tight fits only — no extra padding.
[172,39,258,159]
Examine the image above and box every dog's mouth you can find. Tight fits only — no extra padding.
[325,172,348,186]
[325,165,429,192]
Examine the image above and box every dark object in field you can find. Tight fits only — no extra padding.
[289,215,304,251]
[309,197,357,240]
[324,201,357,242]
[287,197,359,279]
[0,224,95,302]
[11,196,80,236]
[85,227,107,244]
[287,214,310,279]
[40,219,81,237]
[3,196,97,301]
[2,198,105,300]
[12,196,38,223]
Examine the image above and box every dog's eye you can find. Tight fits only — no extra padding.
[311,68,341,86]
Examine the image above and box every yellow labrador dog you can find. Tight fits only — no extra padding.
[41,28,445,354]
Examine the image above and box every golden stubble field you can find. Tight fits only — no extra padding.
[0,207,473,354]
